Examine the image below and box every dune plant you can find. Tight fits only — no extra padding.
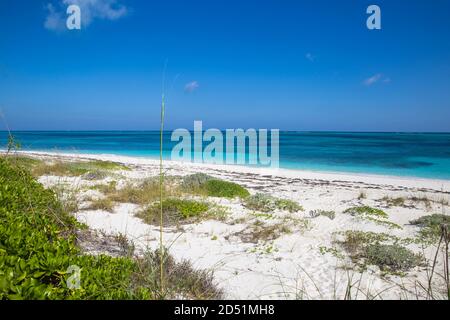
[243,193,303,213]
[136,198,209,226]
[344,205,401,229]
[410,214,450,242]
[181,173,250,198]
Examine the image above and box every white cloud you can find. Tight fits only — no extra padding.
[184,81,199,93]
[305,53,315,62]
[363,73,392,86]
[44,0,128,31]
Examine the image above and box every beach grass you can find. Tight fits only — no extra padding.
[31,159,129,177]
[4,156,130,178]
[86,196,116,212]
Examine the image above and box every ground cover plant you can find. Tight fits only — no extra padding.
[0,157,220,299]
[181,173,250,198]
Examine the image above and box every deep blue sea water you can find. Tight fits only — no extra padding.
[1,131,450,180]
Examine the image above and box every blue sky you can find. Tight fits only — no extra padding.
[0,0,449,131]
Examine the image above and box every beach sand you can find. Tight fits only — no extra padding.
[13,150,450,299]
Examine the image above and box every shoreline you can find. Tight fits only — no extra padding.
[7,149,450,192]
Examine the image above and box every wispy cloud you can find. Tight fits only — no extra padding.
[44,0,128,31]
[44,3,66,32]
[305,53,315,62]
[184,81,199,93]
[363,73,391,86]
[363,73,382,86]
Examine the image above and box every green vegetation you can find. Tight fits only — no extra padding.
[181,173,250,198]
[358,191,367,200]
[343,205,401,229]
[237,222,292,243]
[243,193,303,213]
[202,179,250,198]
[409,195,432,209]
[365,243,424,272]
[273,198,303,213]
[309,209,336,220]
[410,214,450,242]
[136,198,209,226]
[51,183,80,214]
[0,158,220,299]
[90,181,118,194]
[243,193,274,212]
[31,160,129,178]
[319,246,344,259]
[344,206,388,218]
[336,230,423,274]
[87,179,170,212]
[0,157,146,299]
[4,155,42,168]
[86,197,115,212]
[381,196,406,207]
[4,156,130,178]
[5,134,21,153]
[181,173,213,190]
[110,180,160,205]
[133,250,222,299]
[91,178,176,207]
[204,204,230,222]
[231,215,310,244]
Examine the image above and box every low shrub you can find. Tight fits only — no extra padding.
[202,179,250,198]
[243,193,274,212]
[181,173,249,198]
[336,230,422,274]
[243,193,303,213]
[344,206,388,218]
[365,243,424,272]
[181,173,214,189]
[410,214,450,241]
[136,198,209,226]
[274,198,303,213]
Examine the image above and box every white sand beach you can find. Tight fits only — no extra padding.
[12,150,450,299]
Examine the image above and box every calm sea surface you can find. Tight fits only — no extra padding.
[1,131,450,180]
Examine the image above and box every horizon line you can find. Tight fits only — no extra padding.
[1,130,450,134]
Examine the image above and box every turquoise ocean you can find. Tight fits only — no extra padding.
[1,131,450,180]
